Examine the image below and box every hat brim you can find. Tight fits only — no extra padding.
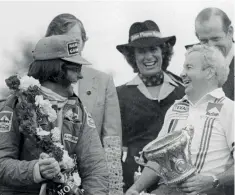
[116,36,176,54]
[185,43,200,50]
[62,54,91,65]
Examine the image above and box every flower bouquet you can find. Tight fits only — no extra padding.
[5,75,83,195]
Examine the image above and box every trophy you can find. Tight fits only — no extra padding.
[136,125,196,185]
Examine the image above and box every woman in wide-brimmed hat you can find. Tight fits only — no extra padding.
[116,20,185,192]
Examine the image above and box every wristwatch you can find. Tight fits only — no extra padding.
[211,175,220,189]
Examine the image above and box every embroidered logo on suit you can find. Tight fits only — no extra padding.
[0,111,13,132]
[205,102,223,117]
[172,102,189,113]
[64,108,80,123]
[64,133,79,144]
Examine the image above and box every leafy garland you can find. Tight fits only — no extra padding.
[5,75,78,179]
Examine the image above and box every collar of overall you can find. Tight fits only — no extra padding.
[139,71,164,87]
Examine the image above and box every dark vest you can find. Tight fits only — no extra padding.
[117,83,185,153]
[223,57,234,100]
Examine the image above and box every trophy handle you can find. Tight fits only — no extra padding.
[183,125,194,139]
[134,154,162,176]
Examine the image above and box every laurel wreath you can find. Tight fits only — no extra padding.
[5,75,80,185]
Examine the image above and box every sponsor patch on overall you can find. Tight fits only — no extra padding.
[64,109,80,123]
[205,102,223,117]
[64,133,78,144]
[67,41,79,55]
[87,114,96,128]
[172,102,189,113]
[84,107,96,128]
[0,111,13,132]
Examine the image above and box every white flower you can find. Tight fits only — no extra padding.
[51,127,61,142]
[35,95,57,122]
[35,95,44,106]
[47,108,57,122]
[61,150,75,170]
[54,142,64,149]
[36,127,50,136]
[19,76,41,91]
[72,172,81,186]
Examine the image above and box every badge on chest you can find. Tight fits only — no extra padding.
[172,102,189,113]
[205,102,223,117]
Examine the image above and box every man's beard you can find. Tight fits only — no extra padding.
[56,77,74,96]
[60,77,72,88]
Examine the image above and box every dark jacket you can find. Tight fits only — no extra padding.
[223,57,234,100]
[0,94,108,195]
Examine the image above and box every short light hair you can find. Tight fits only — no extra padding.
[45,13,88,42]
[185,45,229,87]
[195,7,232,33]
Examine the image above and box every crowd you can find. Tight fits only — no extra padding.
[0,6,233,195]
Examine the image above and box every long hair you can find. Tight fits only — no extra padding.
[28,59,75,87]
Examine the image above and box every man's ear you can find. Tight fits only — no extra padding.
[227,25,234,41]
[206,67,216,79]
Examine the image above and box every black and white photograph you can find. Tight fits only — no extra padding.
[0,0,234,195]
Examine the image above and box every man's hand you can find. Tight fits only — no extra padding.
[177,174,214,195]
[38,153,61,180]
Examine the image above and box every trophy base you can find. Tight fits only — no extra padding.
[165,168,196,185]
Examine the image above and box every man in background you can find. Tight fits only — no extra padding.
[45,13,123,195]
[193,7,234,100]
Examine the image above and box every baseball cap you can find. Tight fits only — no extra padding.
[32,35,91,65]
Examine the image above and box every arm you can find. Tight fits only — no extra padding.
[179,166,234,195]
[0,107,38,187]
[116,86,128,160]
[76,111,109,195]
[102,76,123,194]
[126,161,161,194]
[102,75,122,144]
[219,101,234,186]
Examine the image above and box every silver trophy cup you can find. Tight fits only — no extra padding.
[136,126,196,185]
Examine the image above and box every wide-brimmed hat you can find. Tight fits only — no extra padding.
[32,35,91,65]
[116,20,176,53]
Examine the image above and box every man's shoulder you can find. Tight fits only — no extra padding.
[221,96,234,112]
[0,99,6,110]
[0,95,18,111]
